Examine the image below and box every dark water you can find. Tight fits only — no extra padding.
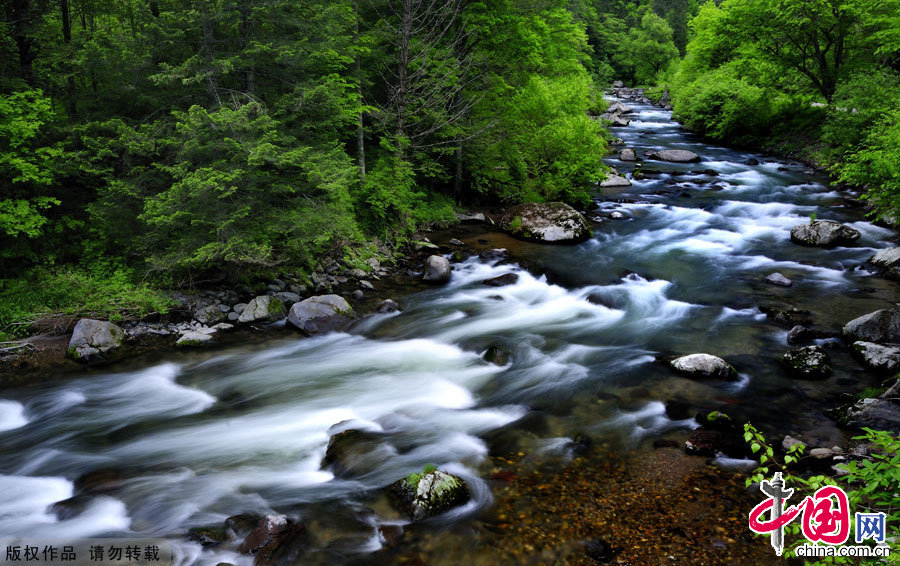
[0,98,896,565]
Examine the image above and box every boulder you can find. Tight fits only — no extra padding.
[645,149,701,163]
[850,341,900,373]
[619,148,638,161]
[273,292,301,308]
[376,299,400,314]
[176,331,213,347]
[669,353,737,381]
[607,101,633,114]
[286,295,353,335]
[781,345,832,379]
[787,325,830,345]
[390,469,471,521]
[66,319,126,362]
[483,345,511,366]
[612,80,624,88]
[599,112,630,127]
[499,202,591,245]
[482,273,519,287]
[765,273,793,287]
[600,172,632,187]
[843,307,900,343]
[321,428,393,478]
[194,305,226,325]
[684,413,745,458]
[239,514,307,565]
[238,296,285,324]
[869,247,900,269]
[846,398,900,433]
[187,525,230,547]
[790,220,860,247]
[422,255,452,283]
[456,212,486,224]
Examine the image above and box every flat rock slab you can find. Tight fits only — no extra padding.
[645,150,701,163]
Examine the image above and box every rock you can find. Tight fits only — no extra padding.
[781,345,832,379]
[744,158,760,166]
[286,295,354,335]
[176,331,213,347]
[390,469,471,521]
[583,538,617,563]
[351,290,364,301]
[843,307,900,343]
[482,273,519,287]
[376,299,400,314]
[609,211,625,220]
[499,202,591,245]
[481,248,508,259]
[619,148,637,161]
[607,101,633,114]
[645,149,701,163]
[456,212,486,224]
[188,526,230,547]
[808,447,835,459]
[669,353,738,381]
[273,292,301,308]
[846,398,900,433]
[790,220,860,247]
[782,435,804,451]
[684,427,745,458]
[599,112,630,127]
[239,514,307,565]
[321,428,392,478]
[360,280,375,291]
[233,303,247,314]
[211,323,233,332]
[74,468,126,494]
[850,341,900,373]
[760,305,812,328]
[612,80,624,88]
[238,296,285,324]
[449,238,465,246]
[66,319,126,362]
[600,172,632,187]
[227,312,240,322]
[423,255,452,283]
[483,345,510,366]
[664,400,692,420]
[869,247,900,269]
[765,273,793,287]
[194,305,226,325]
[788,325,815,345]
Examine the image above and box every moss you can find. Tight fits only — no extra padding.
[509,216,523,232]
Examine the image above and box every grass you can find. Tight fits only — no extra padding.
[406,463,439,487]
[0,267,176,341]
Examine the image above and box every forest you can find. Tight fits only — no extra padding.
[1,0,899,337]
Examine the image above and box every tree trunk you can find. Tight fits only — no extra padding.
[395,0,411,159]
[201,5,220,107]
[12,0,37,85]
[355,1,365,183]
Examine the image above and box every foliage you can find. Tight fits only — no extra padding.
[822,70,900,151]
[614,12,679,86]
[836,110,900,222]
[0,267,175,341]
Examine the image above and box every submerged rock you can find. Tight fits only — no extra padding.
[500,202,591,245]
[482,273,519,287]
[765,273,793,287]
[321,428,393,478]
[238,296,285,324]
[483,345,511,366]
[669,353,737,380]
[850,341,900,373]
[781,345,832,379]
[843,307,900,343]
[390,469,471,521]
[790,220,860,247]
[286,295,353,335]
[66,319,125,362]
[239,514,307,565]
[176,331,213,347]
[376,299,400,314]
[423,255,452,283]
[645,149,701,163]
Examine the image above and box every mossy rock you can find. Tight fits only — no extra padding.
[390,469,471,521]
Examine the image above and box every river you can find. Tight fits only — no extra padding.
[0,97,896,565]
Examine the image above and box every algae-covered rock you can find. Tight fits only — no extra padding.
[390,468,470,521]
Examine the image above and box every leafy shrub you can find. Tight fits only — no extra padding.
[673,66,773,143]
[822,69,900,152]
[836,109,900,222]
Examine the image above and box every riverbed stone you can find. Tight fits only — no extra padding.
[423,255,452,283]
[321,428,394,478]
[645,149,701,163]
[781,345,832,379]
[850,341,900,373]
[286,294,354,335]
[600,171,632,187]
[669,353,737,380]
[846,397,900,433]
[456,212,486,224]
[843,307,900,343]
[176,331,213,347]
[607,101,633,114]
[790,220,860,247]
[239,514,307,565]
[482,273,519,287]
[869,247,900,269]
[500,202,591,244]
[765,273,793,287]
[390,469,471,521]
[376,299,400,314]
[273,292,301,308]
[194,305,226,325]
[238,296,285,324]
[483,345,511,366]
[66,319,126,362]
[619,148,637,161]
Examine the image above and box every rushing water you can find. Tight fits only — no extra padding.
[1,98,897,565]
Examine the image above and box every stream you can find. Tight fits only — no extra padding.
[1,97,897,565]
